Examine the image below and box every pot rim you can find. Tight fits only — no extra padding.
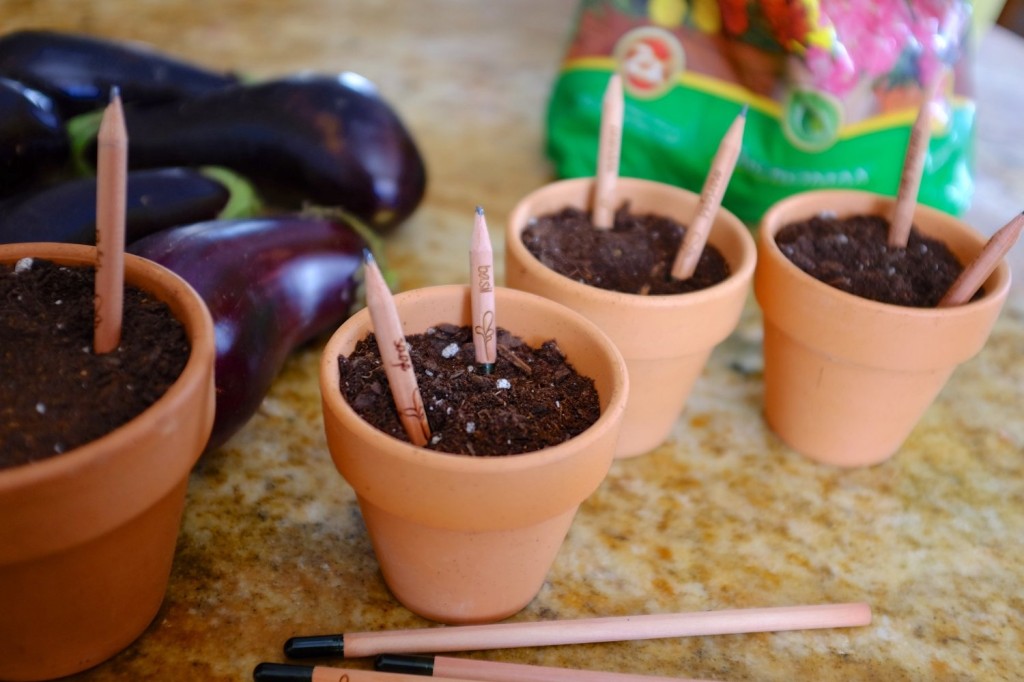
[506,176,757,309]
[319,284,629,475]
[0,242,215,491]
[757,189,1012,319]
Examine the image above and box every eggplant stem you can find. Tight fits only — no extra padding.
[300,203,393,283]
[199,166,263,219]
[65,109,104,177]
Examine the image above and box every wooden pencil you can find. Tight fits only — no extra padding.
[470,206,496,371]
[362,251,431,446]
[93,87,128,354]
[938,212,1023,307]
[889,73,944,248]
[592,73,623,230]
[671,106,746,280]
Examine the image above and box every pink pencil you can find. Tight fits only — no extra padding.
[376,654,722,682]
[284,603,871,659]
[671,106,746,281]
[253,662,478,682]
[592,73,623,230]
[93,87,128,354]
[938,211,1023,307]
[889,73,944,248]
[362,250,431,446]
[470,206,496,373]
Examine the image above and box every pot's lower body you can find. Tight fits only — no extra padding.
[0,478,188,681]
[615,350,713,458]
[762,323,954,468]
[359,498,578,624]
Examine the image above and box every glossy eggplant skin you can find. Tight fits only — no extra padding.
[0,77,68,197]
[0,167,231,245]
[90,73,426,233]
[128,216,369,451]
[0,30,239,118]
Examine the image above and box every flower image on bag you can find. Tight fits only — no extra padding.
[546,0,974,223]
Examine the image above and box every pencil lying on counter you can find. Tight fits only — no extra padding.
[254,661,720,682]
[375,654,721,682]
[284,603,871,659]
[253,662,475,682]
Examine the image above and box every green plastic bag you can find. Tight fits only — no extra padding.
[546,0,975,224]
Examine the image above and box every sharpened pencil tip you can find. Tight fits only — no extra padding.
[363,248,375,266]
[109,85,120,102]
[739,104,749,117]
[476,205,484,216]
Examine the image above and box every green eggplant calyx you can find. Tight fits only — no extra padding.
[300,203,393,281]
[65,108,103,177]
[199,166,263,219]
[299,204,396,315]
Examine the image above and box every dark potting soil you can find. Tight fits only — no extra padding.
[775,213,966,307]
[521,204,730,295]
[337,324,601,456]
[0,258,190,469]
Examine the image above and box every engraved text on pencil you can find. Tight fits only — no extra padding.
[392,339,412,371]
[477,264,493,293]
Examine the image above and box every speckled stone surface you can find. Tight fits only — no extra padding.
[5,3,1022,681]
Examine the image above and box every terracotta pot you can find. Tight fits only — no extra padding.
[505,177,756,458]
[319,285,628,624]
[0,243,215,681]
[755,190,1011,467]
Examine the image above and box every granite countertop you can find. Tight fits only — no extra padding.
[6,3,1023,681]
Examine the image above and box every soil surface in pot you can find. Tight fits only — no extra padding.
[337,324,600,455]
[521,204,730,295]
[0,258,190,469]
[776,214,966,307]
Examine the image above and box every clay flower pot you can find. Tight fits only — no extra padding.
[505,177,756,458]
[755,190,1012,467]
[319,285,628,624]
[0,243,215,681]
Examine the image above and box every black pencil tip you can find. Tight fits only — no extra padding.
[253,662,315,681]
[284,634,345,659]
[476,205,484,216]
[375,653,436,675]
[363,248,375,265]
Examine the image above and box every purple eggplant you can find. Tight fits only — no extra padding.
[0,166,260,245]
[76,73,427,233]
[0,30,239,118]
[128,215,375,451]
[0,77,68,197]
